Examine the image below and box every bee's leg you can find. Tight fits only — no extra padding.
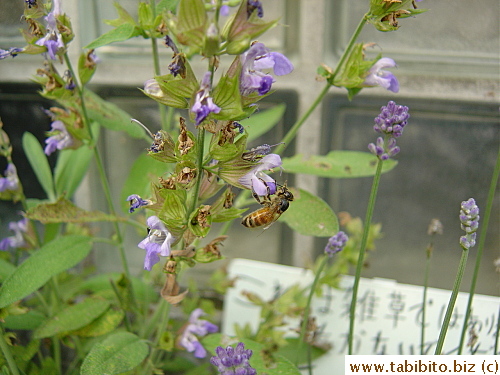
[251,186,262,204]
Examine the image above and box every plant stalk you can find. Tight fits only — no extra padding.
[0,325,20,375]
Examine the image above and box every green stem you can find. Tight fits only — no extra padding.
[188,127,206,217]
[434,247,470,355]
[348,159,383,354]
[421,246,432,354]
[275,15,367,156]
[457,146,500,354]
[296,255,328,366]
[0,325,20,375]
[494,305,500,355]
[53,337,62,375]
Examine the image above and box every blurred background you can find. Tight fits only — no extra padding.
[0,0,498,295]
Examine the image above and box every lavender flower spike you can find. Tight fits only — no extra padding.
[0,164,20,192]
[138,216,175,271]
[459,198,480,250]
[325,231,348,256]
[210,342,257,375]
[239,153,282,196]
[373,101,410,138]
[179,308,218,358]
[191,72,221,125]
[364,57,399,93]
[44,120,74,155]
[0,217,28,251]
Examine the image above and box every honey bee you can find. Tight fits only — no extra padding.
[241,183,294,229]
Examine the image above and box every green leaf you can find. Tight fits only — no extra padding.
[26,197,127,224]
[83,90,147,140]
[212,74,246,121]
[120,153,168,214]
[282,151,398,178]
[85,23,141,50]
[54,140,96,198]
[156,0,179,14]
[280,188,338,237]
[0,235,92,308]
[277,338,328,365]
[241,104,286,142]
[70,308,125,337]
[0,258,15,282]
[34,298,110,339]
[3,310,46,330]
[81,331,149,375]
[22,132,55,201]
[203,334,301,375]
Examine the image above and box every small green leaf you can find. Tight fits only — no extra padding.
[0,235,92,308]
[25,197,127,224]
[212,74,246,121]
[241,104,286,142]
[34,298,110,339]
[203,334,301,375]
[3,310,46,331]
[280,188,338,237]
[54,141,96,198]
[156,0,179,14]
[282,151,398,178]
[70,308,124,338]
[85,23,141,50]
[81,332,149,375]
[0,258,15,282]
[22,132,55,201]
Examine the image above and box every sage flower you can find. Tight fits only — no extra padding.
[126,194,151,213]
[44,120,74,155]
[138,216,175,271]
[239,153,282,196]
[191,72,221,125]
[0,164,19,192]
[0,217,28,251]
[363,57,399,93]
[35,4,65,61]
[179,308,218,358]
[240,42,293,96]
[325,231,348,256]
[210,342,257,375]
[0,47,24,60]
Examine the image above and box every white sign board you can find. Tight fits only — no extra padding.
[222,259,499,374]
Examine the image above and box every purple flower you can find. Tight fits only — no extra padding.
[0,47,24,60]
[247,0,264,18]
[459,198,479,250]
[138,216,175,271]
[363,57,399,93]
[0,164,19,192]
[126,194,151,213]
[35,9,65,60]
[239,153,282,196]
[368,136,400,160]
[240,42,293,96]
[179,308,218,358]
[25,0,37,8]
[373,101,409,138]
[44,120,74,155]
[0,217,28,251]
[325,231,348,256]
[210,342,257,375]
[191,72,221,125]
[220,5,230,16]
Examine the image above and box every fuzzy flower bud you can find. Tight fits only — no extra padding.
[324,231,348,256]
[373,101,409,138]
[210,342,257,375]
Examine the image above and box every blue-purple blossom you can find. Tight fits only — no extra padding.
[239,153,282,196]
[138,216,175,271]
[0,217,28,251]
[368,136,400,160]
[191,72,221,125]
[44,120,74,155]
[247,0,264,18]
[325,231,348,256]
[179,308,218,358]
[210,342,257,375]
[36,6,65,61]
[126,194,151,213]
[240,42,293,96]
[0,47,24,60]
[0,164,19,192]
[363,57,399,93]
[25,0,37,8]
[459,198,480,250]
[373,101,410,138]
